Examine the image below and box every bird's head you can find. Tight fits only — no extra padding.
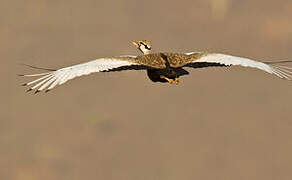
[132,40,151,55]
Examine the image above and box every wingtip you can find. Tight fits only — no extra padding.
[22,83,27,86]
[45,89,51,93]
[26,88,33,93]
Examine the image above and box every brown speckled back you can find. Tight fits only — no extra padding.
[134,52,206,69]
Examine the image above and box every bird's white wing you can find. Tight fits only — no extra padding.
[21,56,139,93]
[186,52,292,80]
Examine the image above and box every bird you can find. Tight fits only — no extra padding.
[20,40,292,93]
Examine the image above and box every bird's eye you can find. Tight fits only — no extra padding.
[142,44,151,50]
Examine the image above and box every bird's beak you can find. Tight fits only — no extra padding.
[132,41,139,47]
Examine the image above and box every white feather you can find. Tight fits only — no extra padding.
[192,53,292,80]
[184,52,202,55]
[119,55,137,58]
[22,57,138,92]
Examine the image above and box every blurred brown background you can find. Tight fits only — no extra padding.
[2,0,292,179]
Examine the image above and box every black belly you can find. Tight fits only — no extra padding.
[146,68,189,83]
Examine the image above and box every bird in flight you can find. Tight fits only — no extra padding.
[20,40,292,93]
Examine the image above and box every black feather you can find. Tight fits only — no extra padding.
[26,88,33,92]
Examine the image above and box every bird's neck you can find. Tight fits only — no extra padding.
[142,50,151,55]
[139,47,151,55]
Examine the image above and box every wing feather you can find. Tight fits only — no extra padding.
[21,56,140,93]
[186,53,292,80]
[22,74,51,86]
[30,75,54,90]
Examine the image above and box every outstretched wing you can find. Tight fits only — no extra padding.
[184,52,292,80]
[20,56,143,93]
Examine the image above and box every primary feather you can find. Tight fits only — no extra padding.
[187,53,292,80]
[21,57,139,93]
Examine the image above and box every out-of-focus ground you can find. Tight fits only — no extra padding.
[2,0,292,179]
